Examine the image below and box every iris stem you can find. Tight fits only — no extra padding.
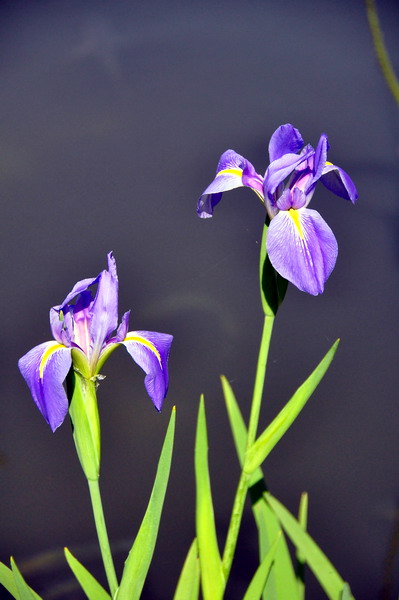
[222,313,275,580]
[88,478,119,597]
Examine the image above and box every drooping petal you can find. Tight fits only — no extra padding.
[121,330,173,411]
[321,163,358,203]
[266,208,338,295]
[268,124,304,162]
[89,252,119,365]
[197,150,263,218]
[18,341,72,431]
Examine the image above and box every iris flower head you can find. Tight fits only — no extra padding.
[18,253,173,431]
[197,124,357,296]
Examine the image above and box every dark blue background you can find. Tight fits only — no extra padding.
[1,1,399,598]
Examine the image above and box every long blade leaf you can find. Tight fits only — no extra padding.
[173,539,200,600]
[242,532,281,600]
[245,340,340,474]
[116,407,176,600]
[220,376,298,600]
[195,396,225,600]
[64,548,111,600]
[265,493,355,600]
[10,559,39,600]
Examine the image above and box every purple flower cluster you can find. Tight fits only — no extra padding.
[198,124,357,295]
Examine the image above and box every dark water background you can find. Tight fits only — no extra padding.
[1,1,399,598]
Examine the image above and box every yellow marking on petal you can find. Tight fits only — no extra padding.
[325,161,333,166]
[216,168,243,178]
[288,209,304,239]
[124,335,162,367]
[39,342,66,379]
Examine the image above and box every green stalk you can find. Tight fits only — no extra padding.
[222,313,275,579]
[88,478,119,598]
[366,0,399,107]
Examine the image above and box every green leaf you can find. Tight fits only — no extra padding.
[245,339,340,474]
[296,492,308,600]
[173,539,200,600]
[64,548,111,600]
[221,376,262,487]
[255,501,299,600]
[0,562,19,599]
[340,583,355,600]
[195,396,225,600]
[10,558,39,600]
[116,407,176,600]
[259,222,288,317]
[265,493,355,600]
[242,532,281,600]
[220,377,298,600]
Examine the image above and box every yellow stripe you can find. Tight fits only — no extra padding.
[39,342,66,379]
[288,209,304,239]
[124,335,162,367]
[216,168,242,177]
[325,161,333,166]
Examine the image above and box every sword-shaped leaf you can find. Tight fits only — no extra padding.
[116,407,176,600]
[64,548,111,600]
[195,396,225,600]
[245,340,339,474]
[173,539,200,600]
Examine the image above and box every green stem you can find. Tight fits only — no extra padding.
[366,0,399,107]
[222,314,275,579]
[88,479,119,597]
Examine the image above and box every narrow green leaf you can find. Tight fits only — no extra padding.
[116,407,176,600]
[10,559,38,600]
[255,501,299,600]
[242,532,281,600]
[340,583,355,600]
[0,562,20,599]
[266,493,352,600]
[296,492,308,600]
[195,396,225,600]
[245,339,340,474]
[221,376,262,487]
[173,539,200,600]
[220,376,298,600]
[64,548,111,600]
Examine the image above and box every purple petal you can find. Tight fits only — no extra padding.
[310,134,329,187]
[266,208,338,295]
[197,192,222,218]
[18,341,72,431]
[268,124,304,162]
[121,330,173,411]
[264,148,314,200]
[59,277,99,309]
[89,253,119,363]
[197,150,263,218]
[114,310,130,342]
[321,163,358,203]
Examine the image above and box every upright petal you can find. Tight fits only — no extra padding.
[266,208,338,295]
[264,148,314,200]
[321,163,358,203]
[268,124,304,162]
[121,330,173,411]
[18,341,72,431]
[89,253,119,365]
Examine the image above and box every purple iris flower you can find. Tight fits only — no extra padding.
[18,253,173,431]
[197,124,357,295]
